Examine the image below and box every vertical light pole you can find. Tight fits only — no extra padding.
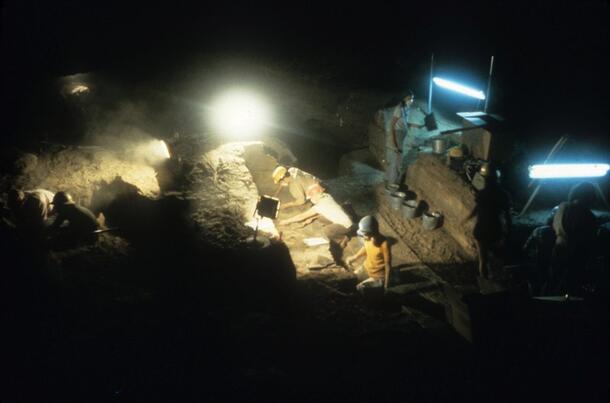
[427,53,434,114]
[484,56,494,112]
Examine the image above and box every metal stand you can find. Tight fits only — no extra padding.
[246,205,272,248]
[484,56,494,113]
[427,53,434,114]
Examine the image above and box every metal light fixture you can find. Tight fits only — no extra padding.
[529,163,610,179]
[210,89,271,139]
[432,77,486,100]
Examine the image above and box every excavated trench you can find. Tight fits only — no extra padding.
[6,62,606,401]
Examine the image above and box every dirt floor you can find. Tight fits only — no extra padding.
[1,59,609,402]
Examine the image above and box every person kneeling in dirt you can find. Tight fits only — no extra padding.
[6,188,55,238]
[48,191,99,248]
[272,165,321,209]
[345,216,392,292]
[278,184,354,248]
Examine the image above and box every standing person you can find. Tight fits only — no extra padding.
[6,188,55,236]
[465,163,512,279]
[272,165,320,209]
[278,184,354,248]
[387,91,425,187]
[548,182,598,295]
[345,216,392,291]
[48,191,99,247]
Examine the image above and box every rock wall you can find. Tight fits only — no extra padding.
[405,154,477,257]
[376,183,475,267]
[5,147,161,207]
[367,111,386,169]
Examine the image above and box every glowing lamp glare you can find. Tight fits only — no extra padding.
[529,163,609,179]
[432,77,486,100]
[211,90,270,138]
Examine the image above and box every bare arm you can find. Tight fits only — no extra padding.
[279,208,318,225]
[280,185,308,209]
[280,198,307,210]
[381,240,392,288]
[346,246,366,265]
[48,212,65,234]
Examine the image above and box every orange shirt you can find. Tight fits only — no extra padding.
[363,238,389,279]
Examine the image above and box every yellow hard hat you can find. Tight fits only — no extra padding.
[272,166,288,184]
[448,146,464,158]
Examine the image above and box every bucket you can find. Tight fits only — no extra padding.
[432,138,447,154]
[422,211,442,230]
[401,199,419,219]
[389,191,406,210]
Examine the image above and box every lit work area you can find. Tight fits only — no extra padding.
[1,2,608,402]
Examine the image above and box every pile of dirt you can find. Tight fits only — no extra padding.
[2,146,160,207]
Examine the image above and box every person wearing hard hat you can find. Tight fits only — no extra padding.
[346,215,392,291]
[48,191,100,247]
[278,184,354,248]
[272,165,321,209]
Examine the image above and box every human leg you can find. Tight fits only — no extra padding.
[356,277,384,292]
[385,148,401,186]
[323,223,350,245]
[400,146,419,184]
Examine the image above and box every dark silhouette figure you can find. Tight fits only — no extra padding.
[466,163,512,279]
[522,207,559,294]
[49,191,99,248]
[547,182,598,295]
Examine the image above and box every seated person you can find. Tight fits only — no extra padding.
[272,165,321,209]
[48,191,99,246]
[548,182,598,295]
[345,216,392,292]
[6,188,55,237]
[278,184,354,248]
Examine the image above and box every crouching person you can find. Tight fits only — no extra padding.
[345,216,392,293]
[279,184,354,247]
[6,188,55,243]
[48,191,100,249]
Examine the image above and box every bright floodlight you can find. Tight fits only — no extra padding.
[151,140,171,160]
[529,163,610,179]
[134,139,171,165]
[433,77,486,100]
[210,90,270,138]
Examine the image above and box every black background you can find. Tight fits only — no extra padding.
[2,1,609,144]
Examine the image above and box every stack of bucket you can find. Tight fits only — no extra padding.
[385,185,442,230]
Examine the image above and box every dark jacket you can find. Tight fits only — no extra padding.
[52,203,99,235]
